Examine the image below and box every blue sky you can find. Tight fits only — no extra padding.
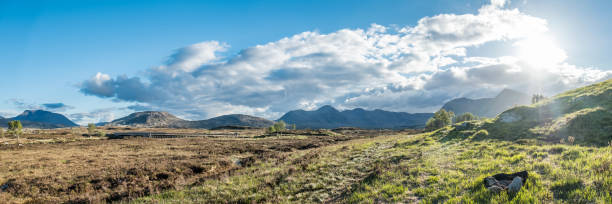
[1,0,611,124]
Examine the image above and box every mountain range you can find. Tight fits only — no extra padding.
[278,105,433,129]
[0,89,532,130]
[441,89,531,118]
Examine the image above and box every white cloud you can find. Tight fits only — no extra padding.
[79,0,611,120]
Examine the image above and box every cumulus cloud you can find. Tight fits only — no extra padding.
[68,107,124,125]
[79,0,611,119]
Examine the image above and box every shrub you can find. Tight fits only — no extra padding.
[273,121,286,132]
[87,123,96,136]
[454,112,478,123]
[426,109,454,131]
[567,136,575,145]
[8,120,22,142]
[267,126,276,134]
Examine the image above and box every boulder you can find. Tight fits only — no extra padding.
[507,177,523,194]
[483,171,528,193]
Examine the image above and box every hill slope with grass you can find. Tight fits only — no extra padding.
[465,78,612,146]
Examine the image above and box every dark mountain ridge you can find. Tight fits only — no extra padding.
[278,105,433,129]
[441,89,531,118]
[0,110,78,129]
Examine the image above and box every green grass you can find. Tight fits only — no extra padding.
[130,132,612,203]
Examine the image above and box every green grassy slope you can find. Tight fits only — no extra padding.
[131,133,611,203]
[440,78,612,146]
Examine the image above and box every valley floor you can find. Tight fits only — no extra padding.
[135,132,612,204]
[0,129,610,203]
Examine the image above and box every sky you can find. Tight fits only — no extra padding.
[1,0,611,125]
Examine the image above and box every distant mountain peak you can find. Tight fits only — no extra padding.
[495,88,525,99]
[109,111,185,127]
[441,89,530,118]
[11,109,78,127]
[317,105,338,112]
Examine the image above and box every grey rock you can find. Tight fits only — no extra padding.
[508,177,523,194]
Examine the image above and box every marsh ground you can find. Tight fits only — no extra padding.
[0,127,388,203]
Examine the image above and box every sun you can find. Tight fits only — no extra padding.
[515,34,567,68]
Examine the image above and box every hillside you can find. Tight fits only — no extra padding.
[0,118,70,129]
[184,114,274,129]
[12,110,79,127]
[108,111,273,129]
[441,89,531,118]
[279,105,433,129]
[460,78,612,146]
[0,110,78,129]
[109,111,187,127]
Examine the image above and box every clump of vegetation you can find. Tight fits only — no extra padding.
[425,109,454,131]
[532,94,547,104]
[87,123,96,136]
[454,112,478,123]
[7,120,23,143]
[273,120,286,132]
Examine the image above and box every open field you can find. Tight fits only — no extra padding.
[0,127,410,203]
[1,126,610,203]
[135,132,612,203]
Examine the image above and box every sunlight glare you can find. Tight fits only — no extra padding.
[515,34,567,68]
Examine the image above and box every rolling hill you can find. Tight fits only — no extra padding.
[108,111,273,129]
[441,89,531,118]
[279,105,433,129]
[435,78,612,146]
[0,110,78,129]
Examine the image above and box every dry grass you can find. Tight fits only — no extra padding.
[0,128,369,203]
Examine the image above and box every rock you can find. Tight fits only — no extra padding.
[508,177,523,194]
[484,171,528,193]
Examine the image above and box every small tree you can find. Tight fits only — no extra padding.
[425,109,453,131]
[8,120,23,143]
[87,123,96,137]
[291,124,297,130]
[532,94,546,104]
[274,121,286,132]
[267,126,276,134]
[454,112,478,123]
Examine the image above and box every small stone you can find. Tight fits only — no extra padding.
[507,177,523,194]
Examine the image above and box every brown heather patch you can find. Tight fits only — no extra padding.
[0,128,361,203]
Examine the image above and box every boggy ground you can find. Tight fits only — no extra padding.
[0,131,357,203]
